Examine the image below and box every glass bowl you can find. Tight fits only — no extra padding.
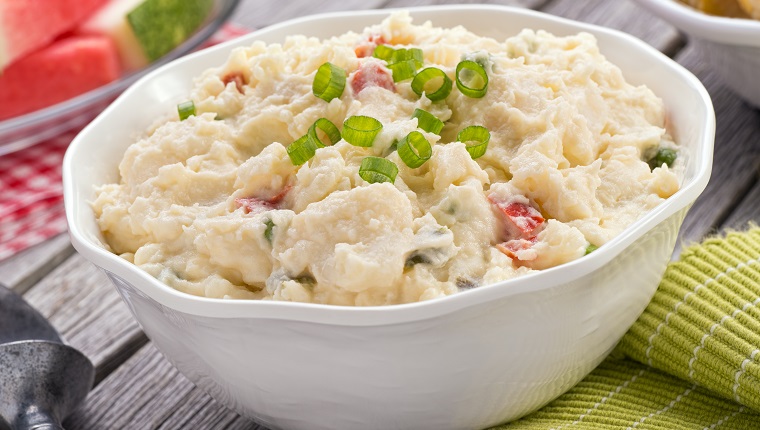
[0,0,241,156]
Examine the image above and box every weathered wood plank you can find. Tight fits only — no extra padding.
[230,0,388,29]
[64,344,262,430]
[0,232,73,293]
[21,252,146,383]
[721,179,760,231]
[542,0,683,55]
[231,0,547,30]
[155,381,257,430]
[673,42,760,249]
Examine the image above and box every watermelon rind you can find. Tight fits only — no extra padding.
[127,0,214,62]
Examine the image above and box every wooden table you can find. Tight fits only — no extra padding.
[1,0,759,428]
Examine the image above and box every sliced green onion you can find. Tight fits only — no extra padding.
[647,147,677,171]
[374,46,424,68]
[457,125,490,159]
[264,219,275,244]
[397,131,432,168]
[456,60,489,98]
[308,118,341,148]
[391,48,423,68]
[177,101,195,121]
[411,108,444,134]
[359,156,398,184]
[409,48,424,68]
[388,59,417,82]
[585,244,598,255]
[372,45,395,61]
[312,62,346,102]
[411,67,452,102]
[342,115,383,147]
[287,134,317,165]
[389,48,406,63]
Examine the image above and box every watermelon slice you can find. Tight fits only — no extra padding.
[79,0,215,71]
[0,36,120,120]
[79,0,149,71]
[0,0,107,70]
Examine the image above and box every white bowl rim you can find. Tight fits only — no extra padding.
[632,0,760,46]
[63,4,715,326]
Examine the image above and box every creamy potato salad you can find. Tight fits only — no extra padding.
[93,12,681,306]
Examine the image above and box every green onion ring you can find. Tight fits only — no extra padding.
[287,134,317,165]
[457,125,490,159]
[388,59,417,82]
[359,156,398,184]
[411,108,444,134]
[389,48,406,64]
[342,115,383,147]
[372,45,395,61]
[411,67,452,102]
[312,62,346,102]
[397,131,432,168]
[177,101,195,121]
[456,60,489,98]
[308,118,341,148]
[391,48,424,68]
[409,48,424,68]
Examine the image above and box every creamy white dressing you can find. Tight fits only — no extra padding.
[92,12,680,306]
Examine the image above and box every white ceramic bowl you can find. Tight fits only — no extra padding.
[63,5,714,430]
[632,0,760,107]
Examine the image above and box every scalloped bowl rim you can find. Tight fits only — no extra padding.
[632,0,760,45]
[63,4,714,326]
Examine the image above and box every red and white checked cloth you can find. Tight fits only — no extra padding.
[0,132,73,260]
[0,24,249,262]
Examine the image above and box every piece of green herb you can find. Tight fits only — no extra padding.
[264,219,275,244]
[647,147,677,171]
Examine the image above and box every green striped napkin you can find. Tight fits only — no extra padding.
[498,227,760,429]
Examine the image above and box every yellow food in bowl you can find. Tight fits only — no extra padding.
[679,0,760,19]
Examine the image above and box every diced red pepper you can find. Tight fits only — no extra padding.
[488,196,545,238]
[235,197,273,213]
[266,186,291,205]
[496,238,537,261]
[235,186,291,214]
[354,34,386,58]
[351,62,395,94]
[222,71,247,94]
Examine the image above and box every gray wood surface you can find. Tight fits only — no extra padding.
[542,0,683,55]
[723,181,760,231]
[21,252,146,383]
[230,0,388,28]
[5,0,759,428]
[0,232,72,293]
[673,43,760,249]
[65,343,257,430]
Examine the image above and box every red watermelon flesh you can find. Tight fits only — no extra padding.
[0,0,107,70]
[0,35,120,120]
